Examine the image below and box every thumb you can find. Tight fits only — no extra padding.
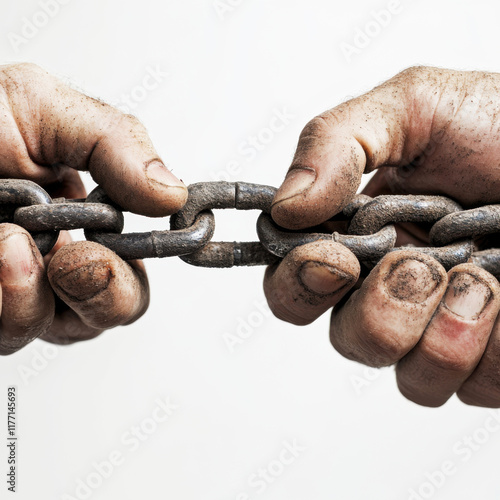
[271,67,437,229]
[1,63,187,217]
[88,116,187,217]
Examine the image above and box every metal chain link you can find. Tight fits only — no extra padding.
[3,179,500,277]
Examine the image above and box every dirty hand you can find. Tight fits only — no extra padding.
[0,63,187,355]
[265,66,500,408]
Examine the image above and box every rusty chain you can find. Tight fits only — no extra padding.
[2,179,500,277]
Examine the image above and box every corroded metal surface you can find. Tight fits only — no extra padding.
[430,205,500,246]
[83,187,215,260]
[1,179,500,273]
[349,195,463,235]
[171,181,277,267]
[257,213,397,262]
[0,179,58,255]
[14,203,124,233]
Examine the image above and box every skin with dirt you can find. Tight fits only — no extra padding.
[0,63,185,353]
[266,66,500,408]
[2,63,500,408]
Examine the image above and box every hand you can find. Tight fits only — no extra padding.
[0,63,187,355]
[265,66,500,408]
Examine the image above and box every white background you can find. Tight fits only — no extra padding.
[1,0,500,499]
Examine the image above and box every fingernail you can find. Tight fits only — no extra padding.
[145,160,186,189]
[443,273,491,320]
[272,167,316,206]
[56,262,112,301]
[0,233,36,284]
[299,261,354,296]
[385,258,440,303]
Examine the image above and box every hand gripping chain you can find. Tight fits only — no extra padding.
[4,179,500,276]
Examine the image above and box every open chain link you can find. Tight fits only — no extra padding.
[2,179,500,277]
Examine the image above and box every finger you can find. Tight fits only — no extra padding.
[43,230,73,268]
[47,241,149,329]
[270,71,416,229]
[0,63,187,216]
[264,240,360,326]
[44,167,87,200]
[270,67,458,229]
[41,231,105,345]
[0,224,54,355]
[330,250,448,367]
[396,265,500,407]
[457,310,500,408]
[40,301,104,345]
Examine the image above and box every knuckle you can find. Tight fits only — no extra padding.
[120,113,144,129]
[2,62,44,76]
[299,114,336,141]
[16,62,45,76]
[397,65,428,79]
[425,348,474,374]
[383,66,433,100]
[393,66,435,89]
[293,113,340,166]
[389,66,449,104]
[106,112,147,138]
[0,62,48,87]
[333,311,408,367]
[358,301,417,364]
[361,326,407,366]
[457,386,500,408]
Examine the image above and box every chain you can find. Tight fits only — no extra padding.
[2,179,500,277]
